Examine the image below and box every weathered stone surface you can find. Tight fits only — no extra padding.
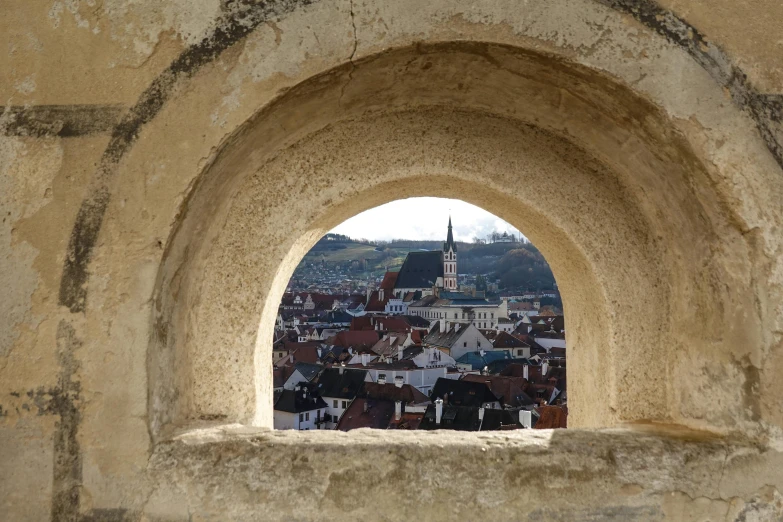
[141,425,783,521]
[1,1,782,520]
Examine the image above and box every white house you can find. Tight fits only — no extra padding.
[533,338,566,352]
[282,362,323,390]
[384,296,408,315]
[496,317,516,333]
[408,346,457,369]
[408,296,509,330]
[313,367,371,428]
[422,321,493,361]
[273,385,329,430]
[358,364,459,395]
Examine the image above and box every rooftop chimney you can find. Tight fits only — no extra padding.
[361,353,369,366]
[339,363,345,375]
[363,401,368,413]
[435,398,443,425]
[398,345,404,361]
[394,401,402,421]
[439,318,446,333]
[519,409,532,429]
[523,364,529,380]
[394,376,404,388]
[542,361,549,376]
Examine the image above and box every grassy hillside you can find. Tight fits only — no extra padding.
[297,234,557,290]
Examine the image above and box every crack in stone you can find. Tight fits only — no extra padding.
[338,0,359,107]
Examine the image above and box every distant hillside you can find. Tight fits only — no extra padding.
[297,234,557,290]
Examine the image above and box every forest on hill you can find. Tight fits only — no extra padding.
[302,234,557,290]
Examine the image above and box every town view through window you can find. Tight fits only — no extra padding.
[273,198,566,432]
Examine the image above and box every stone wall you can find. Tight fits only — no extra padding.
[1,1,782,520]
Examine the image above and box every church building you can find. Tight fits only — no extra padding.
[393,218,458,298]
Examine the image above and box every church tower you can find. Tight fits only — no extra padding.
[443,216,458,291]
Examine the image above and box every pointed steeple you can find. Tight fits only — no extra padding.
[444,216,457,252]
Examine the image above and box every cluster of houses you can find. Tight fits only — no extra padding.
[273,218,567,432]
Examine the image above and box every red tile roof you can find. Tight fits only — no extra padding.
[362,382,430,404]
[336,399,395,431]
[461,374,534,408]
[388,412,424,430]
[380,271,399,291]
[328,330,380,348]
[534,405,567,429]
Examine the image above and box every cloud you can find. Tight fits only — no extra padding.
[330,197,527,242]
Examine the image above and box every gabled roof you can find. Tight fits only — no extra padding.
[454,350,513,370]
[543,366,567,391]
[287,344,321,364]
[274,387,327,413]
[371,335,408,358]
[461,374,534,408]
[493,331,530,349]
[388,412,425,430]
[423,323,483,349]
[346,360,418,371]
[430,377,502,407]
[335,399,395,431]
[327,330,380,349]
[402,291,418,303]
[486,358,532,375]
[291,362,323,382]
[364,290,387,312]
[315,368,369,399]
[361,382,430,404]
[400,345,424,360]
[350,316,374,330]
[419,404,521,431]
[320,309,354,324]
[394,251,443,290]
[273,366,295,389]
[400,314,430,328]
[534,405,568,429]
[380,271,399,292]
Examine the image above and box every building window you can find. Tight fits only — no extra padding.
[342,400,347,409]
[463,341,467,347]
[333,399,338,408]
[305,412,310,421]
[491,313,494,319]
[454,313,458,319]
[299,413,304,422]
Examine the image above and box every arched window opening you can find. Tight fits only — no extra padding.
[272,198,565,432]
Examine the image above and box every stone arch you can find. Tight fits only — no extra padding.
[140,40,781,438]
[53,1,782,449]
[2,0,781,518]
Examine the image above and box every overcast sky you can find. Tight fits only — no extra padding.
[330,197,527,242]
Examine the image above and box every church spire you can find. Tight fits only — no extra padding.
[445,216,457,252]
[443,216,457,291]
